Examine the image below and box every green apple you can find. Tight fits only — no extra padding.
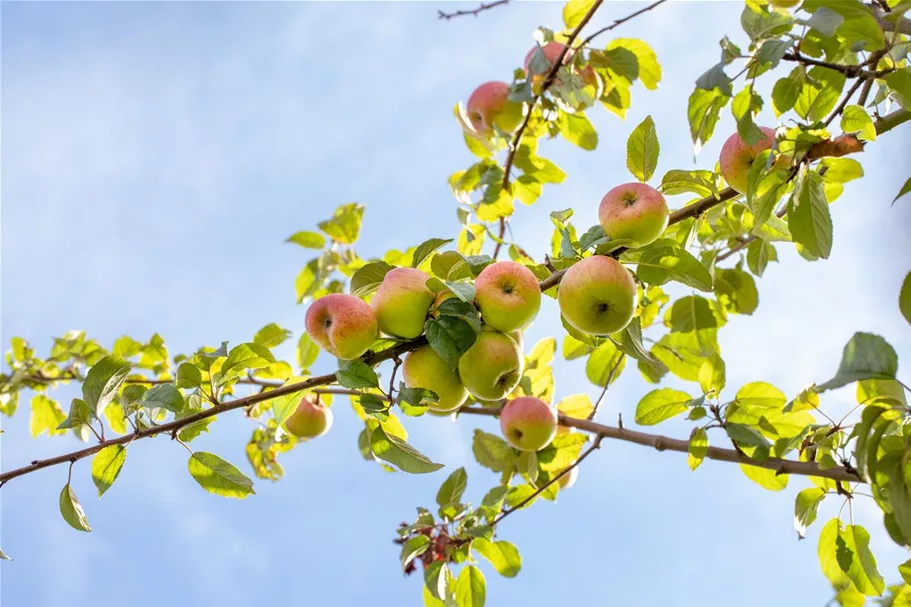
[466,81,525,137]
[558,255,637,335]
[284,395,333,439]
[719,127,776,194]
[475,261,541,332]
[499,396,558,452]
[305,293,378,360]
[458,329,524,401]
[371,267,434,339]
[402,346,469,413]
[599,182,669,248]
[506,330,524,351]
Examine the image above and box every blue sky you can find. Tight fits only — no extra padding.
[2,2,910,605]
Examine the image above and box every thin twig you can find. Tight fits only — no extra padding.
[781,52,895,79]
[437,0,508,20]
[492,435,603,525]
[589,354,625,421]
[823,77,865,128]
[579,0,668,48]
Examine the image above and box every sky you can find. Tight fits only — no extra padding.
[2,1,910,606]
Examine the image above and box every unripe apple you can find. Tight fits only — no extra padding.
[466,81,524,137]
[558,466,579,489]
[475,261,542,333]
[558,255,637,336]
[719,127,776,194]
[305,293,378,360]
[458,329,524,401]
[284,395,333,439]
[371,268,434,339]
[499,396,558,452]
[402,346,469,413]
[599,183,670,248]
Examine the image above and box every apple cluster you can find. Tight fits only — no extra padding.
[459,41,602,139]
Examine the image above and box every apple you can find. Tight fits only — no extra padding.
[402,346,469,413]
[598,182,670,248]
[558,466,579,489]
[475,261,542,333]
[499,396,558,452]
[284,395,333,439]
[458,329,524,401]
[465,81,524,137]
[558,255,637,335]
[719,127,776,194]
[524,42,571,82]
[305,293,378,360]
[371,267,434,339]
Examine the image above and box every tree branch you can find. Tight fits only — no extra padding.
[459,406,860,483]
[0,338,423,485]
[437,0,508,21]
[781,52,895,79]
[578,0,668,48]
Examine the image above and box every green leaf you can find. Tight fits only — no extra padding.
[816,332,898,392]
[424,562,451,601]
[286,231,326,249]
[820,158,864,184]
[436,467,468,507]
[585,340,625,387]
[794,487,826,539]
[688,88,729,154]
[472,429,516,473]
[840,105,876,141]
[894,176,911,205]
[297,333,320,371]
[746,239,777,277]
[59,483,91,532]
[805,6,843,36]
[736,382,786,409]
[30,394,66,438]
[635,388,692,425]
[140,384,185,413]
[714,268,759,315]
[537,432,587,472]
[795,66,846,123]
[413,238,454,268]
[788,169,832,260]
[401,535,431,572]
[732,87,764,146]
[900,559,911,585]
[82,355,131,417]
[57,398,93,430]
[688,427,708,471]
[739,464,787,490]
[772,68,803,116]
[0,548,11,561]
[175,362,202,389]
[472,538,521,578]
[563,0,596,28]
[558,111,598,151]
[425,316,478,369]
[253,323,292,349]
[830,522,886,596]
[667,295,718,333]
[350,260,395,297]
[187,452,255,499]
[318,202,363,244]
[337,359,380,389]
[626,115,659,182]
[696,62,732,96]
[885,69,911,110]
[455,565,486,607]
[92,445,126,498]
[636,241,713,291]
[221,343,276,379]
[698,354,726,395]
[370,425,444,474]
[901,272,911,326]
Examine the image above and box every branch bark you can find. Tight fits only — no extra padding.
[458,406,860,483]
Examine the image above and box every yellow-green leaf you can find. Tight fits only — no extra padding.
[92,445,126,498]
[187,452,255,499]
